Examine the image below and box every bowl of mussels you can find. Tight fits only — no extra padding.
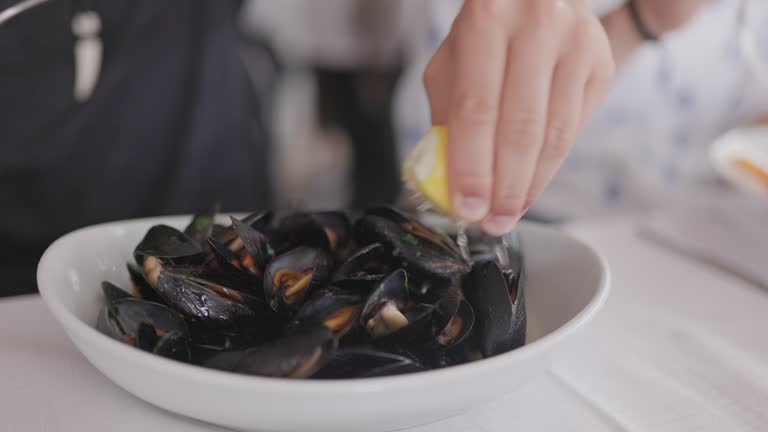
[37,206,609,432]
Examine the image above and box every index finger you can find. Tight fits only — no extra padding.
[444,0,511,222]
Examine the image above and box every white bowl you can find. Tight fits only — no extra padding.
[37,216,609,432]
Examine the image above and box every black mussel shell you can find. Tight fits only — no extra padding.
[293,291,363,335]
[359,270,437,344]
[152,329,192,361]
[155,270,265,330]
[364,206,462,257]
[134,225,203,263]
[276,211,351,253]
[209,217,272,278]
[97,298,191,361]
[102,281,134,304]
[311,348,426,379]
[263,247,332,313]
[466,228,523,274]
[231,216,272,271]
[134,225,204,290]
[161,265,263,297]
[330,273,385,293]
[204,326,337,378]
[463,260,526,357]
[331,243,393,282]
[360,269,408,336]
[355,215,470,281]
[136,322,160,351]
[211,211,273,245]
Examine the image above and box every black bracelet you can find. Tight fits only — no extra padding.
[626,0,659,42]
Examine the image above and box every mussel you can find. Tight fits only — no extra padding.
[126,263,165,304]
[263,246,332,313]
[354,208,470,281]
[102,281,134,304]
[311,348,426,379]
[154,269,272,330]
[203,326,337,378]
[276,211,351,253]
[359,269,434,343]
[134,225,204,288]
[97,297,191,361]
[293,291,363,336]
[464,258,526,357]
[208,216,272,279]
[431,284,475,348]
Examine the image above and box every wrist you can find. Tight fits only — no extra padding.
[626,0,659,42]
[600,5,644,67]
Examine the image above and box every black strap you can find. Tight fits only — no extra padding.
[626,0,658,42]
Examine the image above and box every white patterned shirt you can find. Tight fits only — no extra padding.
[394,0,768,219]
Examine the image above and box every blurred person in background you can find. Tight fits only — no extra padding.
[1,0,274,296]
[2,0,626,297]
[397,0,768,221]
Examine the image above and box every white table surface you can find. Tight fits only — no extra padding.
[2,217,768,432]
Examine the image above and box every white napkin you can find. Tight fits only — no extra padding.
[638,191,768,291]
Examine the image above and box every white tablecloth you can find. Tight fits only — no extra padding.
[2,218,767,432]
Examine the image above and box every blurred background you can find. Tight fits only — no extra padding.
[3,0,768,297]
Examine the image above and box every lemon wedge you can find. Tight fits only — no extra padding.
[402,126,452,214]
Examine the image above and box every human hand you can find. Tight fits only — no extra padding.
[423,0,615,235]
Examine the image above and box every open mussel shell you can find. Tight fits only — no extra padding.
[133,225,204,289]
[102,281,134,304]
[126,263,165,304]
[432,285,475,348]
[276,211,351,253]
[359,269,436,344]
[463,260,526,357]
[293,291,363,336]
[204,326,337,378]
[96,298,191,361]
[230,216,272,270]
[209,216,273,278]
[354,213,470,281]
[210,211,273,245]
[360,269,408,338]
[263,246,332,313]
[311,348,426,379]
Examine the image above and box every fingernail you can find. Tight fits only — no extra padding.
[454,195,489,221]
[482,215,517,236]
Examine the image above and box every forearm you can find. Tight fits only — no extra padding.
[751,114,768,125]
